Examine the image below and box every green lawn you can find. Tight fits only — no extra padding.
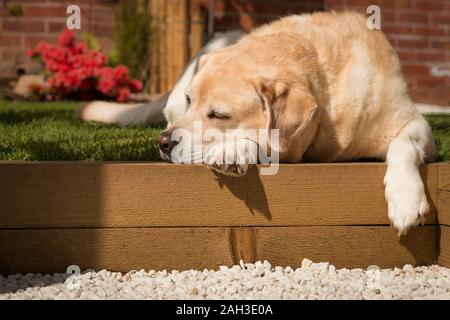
[0,100,449,161]
[0,101,163,161]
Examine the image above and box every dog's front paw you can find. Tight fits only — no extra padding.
[204,140,257,176]
[384,169,429,236]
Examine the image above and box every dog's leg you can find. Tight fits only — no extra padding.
[384,117,436,236]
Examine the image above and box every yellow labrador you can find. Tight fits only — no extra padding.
[158,11,437,236]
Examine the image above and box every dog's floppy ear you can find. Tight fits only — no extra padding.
[253,78,319,161]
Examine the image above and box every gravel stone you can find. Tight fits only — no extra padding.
[1,259,450,300]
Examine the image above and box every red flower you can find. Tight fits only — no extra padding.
[98,77,115,95]
[116,87,130,102]
[58,29,76,47]
[27,49,37,58]
[113,65,129,83]
[129,79,143,93]
[29,30,142,102]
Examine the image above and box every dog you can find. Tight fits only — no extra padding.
[78,11,437,236]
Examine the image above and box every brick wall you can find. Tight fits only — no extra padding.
[1,0,449,106]
[325,0,450,108]
[0,0,116,77]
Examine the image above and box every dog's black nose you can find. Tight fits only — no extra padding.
[159,129,178,155]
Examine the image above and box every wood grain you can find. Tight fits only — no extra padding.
[255,226,438,269]
[0,226,438,274]
[438,163,450,226]
[232,227,256,263]
[0,228,234,274]
[0,162,441,229]
[438,225,450,267]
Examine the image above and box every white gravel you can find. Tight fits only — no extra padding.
[1,259,450,300]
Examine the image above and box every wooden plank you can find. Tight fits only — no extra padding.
[0,162,440,228]
[231,227,256,263]
[0,228,233,274]
[256,226,438,269]
[438,225,450,267]
[438,163,450,226]
[0,226,437,274]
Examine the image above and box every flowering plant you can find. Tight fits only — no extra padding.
[28,30,143,102]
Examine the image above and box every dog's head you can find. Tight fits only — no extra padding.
[159,33,323,175]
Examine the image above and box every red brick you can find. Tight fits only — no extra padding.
[416,52,446,62]
[417,76,446,87]
[0,34,22,47]
[411,89,432,102]
[379,10,397,23]
[430,88,450,104]
[0,64,15,77]
[91,24,115,37]
[0,49,26,61]
[323,0,348,5]
[24,35,57,48]
[398,12,429,24]
[24,5,66,18]
[48,21,68,33]
[431,40,450,50]
[397,50,416,61]
[402,64,430,75]
[379,0,413,9]
[347,0,382,5]
[431,13,450,25]
[398,39,428,48]
[382,24,413,35]
[415,1,446,11]
[2,19,45,33]
[414,26,447,37]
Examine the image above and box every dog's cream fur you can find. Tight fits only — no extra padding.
[165,11,437,235]
[79,12,437,235]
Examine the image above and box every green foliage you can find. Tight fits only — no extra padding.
[80,32,101,51]
[113,0,151,82]
[426,115,450,162]
[9,3,24,16]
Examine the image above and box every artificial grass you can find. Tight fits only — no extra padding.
[0,100,163,161]
[0,100,449,161]
[427,114,450,161]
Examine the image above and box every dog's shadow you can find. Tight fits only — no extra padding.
[212,165,272,221]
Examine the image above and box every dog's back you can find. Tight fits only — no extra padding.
[252,11,427,162]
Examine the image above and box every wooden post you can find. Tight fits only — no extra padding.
[148,0,190,94]
[166,0,188,90]
[190,12,205,58]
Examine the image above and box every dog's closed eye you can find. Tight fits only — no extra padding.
[207,110,231,120]
[185,94,191,105]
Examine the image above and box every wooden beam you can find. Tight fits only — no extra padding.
[0,162,442,229]
[255,226,437,269]
[438,162,450,226]
[0,226,437,274]
[438,225,450,267]
[231,227,256,263]
[0,227,233,274]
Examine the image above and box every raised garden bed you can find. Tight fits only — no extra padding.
[0,161,449,274]
[1,101,449,274]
